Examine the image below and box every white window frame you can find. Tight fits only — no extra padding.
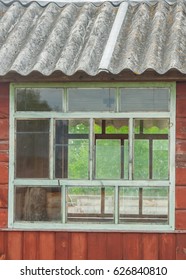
[8,82,176,231]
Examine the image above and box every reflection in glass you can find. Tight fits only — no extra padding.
[15,187,61,221]
[16,88,63,111]
[121,88,170,112]
[67,186,114,223]
[68,88,116,112]
[55,120,89,179]
[16,120,49,178]
[96,140,121,179]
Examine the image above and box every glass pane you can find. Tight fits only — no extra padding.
[153,140,169,179]
[15,187,61,221]
[121,88,170,112]
[135,119,169,134]
[55,120,89,179]
[67,186,114,223]
[68,88,116,112]
[96,140,121,179]
[16,88,63,111]
[105,119,129,134]
[143,187,169,217]
[134,140,149,179]
[119,187,168,224]
[119,187,139,218]
[16,120,49,178]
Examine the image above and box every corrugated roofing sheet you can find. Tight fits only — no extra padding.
[0,0,185,76]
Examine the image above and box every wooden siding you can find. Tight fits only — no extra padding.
[0,231,186,260]
[0,82,186,259]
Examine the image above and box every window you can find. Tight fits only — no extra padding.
[9,83,176,230]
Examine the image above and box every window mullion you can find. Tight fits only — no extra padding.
[49,118,54,180]
[62,185,66,224]
[129,118,134,180]
[114,185,119,224]
[89,118,94,180]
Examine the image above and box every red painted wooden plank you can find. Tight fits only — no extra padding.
[176,168,186,186]
[0,231,6,260]
[38,232,55,260]
[0,208,8,228]
[175,210,186,230]
[176,118,186,139]
[0,119,9,140]
[106,233,122,260]
[87,232,107,260]
[55,232,70,260]
[0,185,8,208]
[0,152,8,163]
[142,234,159,260]
[23,232,38,260]
[0,83,9,116]
[70,232,87,260]
[7,232,23,260]
[0,141,8,152]
[159,234,176,260]
[176,83,186,118]
[0,162,8,184]
[176,187,186,209]
[176,233,186,260]
[122,233,142,260]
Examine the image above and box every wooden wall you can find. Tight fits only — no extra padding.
[0,82,186,260]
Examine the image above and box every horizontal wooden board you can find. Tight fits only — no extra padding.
[175,210,186,230]
[0,119,9,140]
[176,118,186,139]
[0,208,7,228]
[0,185,8,208]
[0,83,9,116]
[176,168,186,186]
[0,162,8,184]
[176,83,186,118]
[176,187,186,209]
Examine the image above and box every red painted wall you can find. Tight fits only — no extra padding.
[0,82,186,260]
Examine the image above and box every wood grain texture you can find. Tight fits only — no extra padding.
[7,231,23,260]
[38,232,56,260]
[176,168,186,186]
[175,210,186,230]
[122,233,142,260]
[176,187,186,209]
[0,162,8,185]
[55,232,70,260]
[142,234,159,260]
[176,234,186,260]
[159,234,176,260]
[176,118,186,140]
[176,83,186,118]
[0,185,8,208]
[70,232,87,260]
[23,232,38,260]
[0,231,6,259]
[87,232,107,260]
[0,208,7,228]
[106,233,122,260]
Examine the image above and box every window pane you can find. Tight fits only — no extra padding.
[67,186,114,223]
[16,120,49,178]
[153,140,169,179]
[119,187,168,224]
[68,88,116,112]
[96,140,121,179]
[15,187,61,222]
[121,88,169,112]
[119,187,139,217]
[143,187,168,217]
[16,88,63,111]
[55,120,89,179]
[134,140,149,179]
[134,119,169,180]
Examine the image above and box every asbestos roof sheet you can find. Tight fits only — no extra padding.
[0,0,185,76]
